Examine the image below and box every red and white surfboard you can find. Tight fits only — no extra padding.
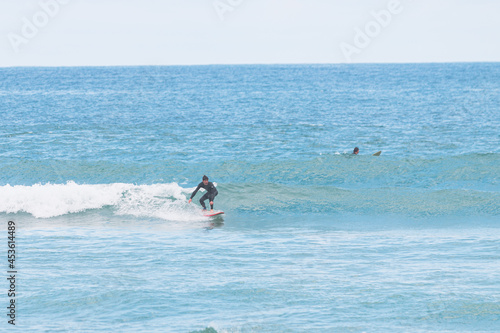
[203,211,224,217]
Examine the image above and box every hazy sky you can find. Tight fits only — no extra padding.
[1,0,499,67]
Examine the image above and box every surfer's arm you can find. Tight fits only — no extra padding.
[209,182,218,195]
[189,184,202,200]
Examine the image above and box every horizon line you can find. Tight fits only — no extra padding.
[1,60,499,69]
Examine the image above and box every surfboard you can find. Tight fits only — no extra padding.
[203,211,224,217]
[372,151,382,156]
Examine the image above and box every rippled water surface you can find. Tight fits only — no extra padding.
[1,63,499,332]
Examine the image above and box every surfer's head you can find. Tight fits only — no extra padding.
[202,175,209,184]
[353,147,359,155]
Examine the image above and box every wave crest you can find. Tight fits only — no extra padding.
[0,181,204,220]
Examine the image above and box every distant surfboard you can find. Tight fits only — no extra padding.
[373,151,382,156]
[204,211,224,217]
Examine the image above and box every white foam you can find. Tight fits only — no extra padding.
[0,181,206,221]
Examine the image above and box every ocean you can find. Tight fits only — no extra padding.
[1,63,499,332]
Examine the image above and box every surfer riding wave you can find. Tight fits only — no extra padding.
[188,175,218,212]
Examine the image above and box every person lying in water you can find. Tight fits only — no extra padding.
[188,175,218,212]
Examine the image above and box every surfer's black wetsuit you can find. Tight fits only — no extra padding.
[190,182,218,210]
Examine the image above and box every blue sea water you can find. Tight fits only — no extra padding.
[0,63,499,332]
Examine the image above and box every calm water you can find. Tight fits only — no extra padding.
[1,63,499,332]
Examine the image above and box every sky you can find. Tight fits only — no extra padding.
[0,0,499,67]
